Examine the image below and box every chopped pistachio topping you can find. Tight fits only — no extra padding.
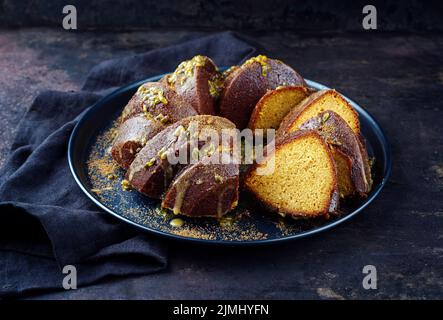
[157,146,167,155]
[222,65,238,77]
[159,150,168,160]
[155,207,170,217]
[154,113,169,124]
[191,147,200,161]
[322,112,330,123]
[173,125,186,137]
[156,146,169,160]
[137,86,168,120]
[208,74,224,98]
[214,173,224,183]
[168,55,206,85]
[143,109,154,120]
[244,55,270,76]
[169,218,184,227]
[205,143,215,156]
[137,85,168,106]
[121,179,132,191]
[219,216,233,228]
[144,157,156,169]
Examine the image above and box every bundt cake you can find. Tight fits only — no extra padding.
[219,55,306,129]
[127,115,237,199]
[278,89,360,135]
[165,55,221,115]
[248,85,310,132]
[111,115,165,169]
[299,110,372,195]
[245,130,339,218]
[120,81,197,124]
[107,54,374,221]
[162,149,239,217]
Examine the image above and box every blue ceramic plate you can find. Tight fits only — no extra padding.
[68,73,391,245]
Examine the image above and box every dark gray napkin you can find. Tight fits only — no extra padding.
[0,31,257,298]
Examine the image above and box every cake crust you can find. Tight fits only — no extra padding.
[278,89,360,135]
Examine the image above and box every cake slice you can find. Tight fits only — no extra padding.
[278,89,360,135]
[111,115,165,169]
[120,81,197,124]
[245,130,338,218]
[248,85,310,132]
[162,150,239,217]
[299,110,372,195]
[127,115,236,198]
[219,55,306,129]
[165,55,221,115]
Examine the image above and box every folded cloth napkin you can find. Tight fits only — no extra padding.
[0,31,257,298]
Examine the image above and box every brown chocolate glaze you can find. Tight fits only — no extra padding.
[219,57,306,129]
[164,56,220,115]
[127,115,236,199]
[120,81,197,124]
[162,150,239,218]
[111,115,165,169]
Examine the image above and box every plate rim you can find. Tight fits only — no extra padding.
[68,73,392,246]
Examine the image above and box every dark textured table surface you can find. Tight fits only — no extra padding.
[0,28,442,299]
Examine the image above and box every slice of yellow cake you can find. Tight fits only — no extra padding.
[278,89,360,135]
[248,86,310,132]
[244,130,338,218]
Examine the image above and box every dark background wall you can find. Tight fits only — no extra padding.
[1,0,442,32]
